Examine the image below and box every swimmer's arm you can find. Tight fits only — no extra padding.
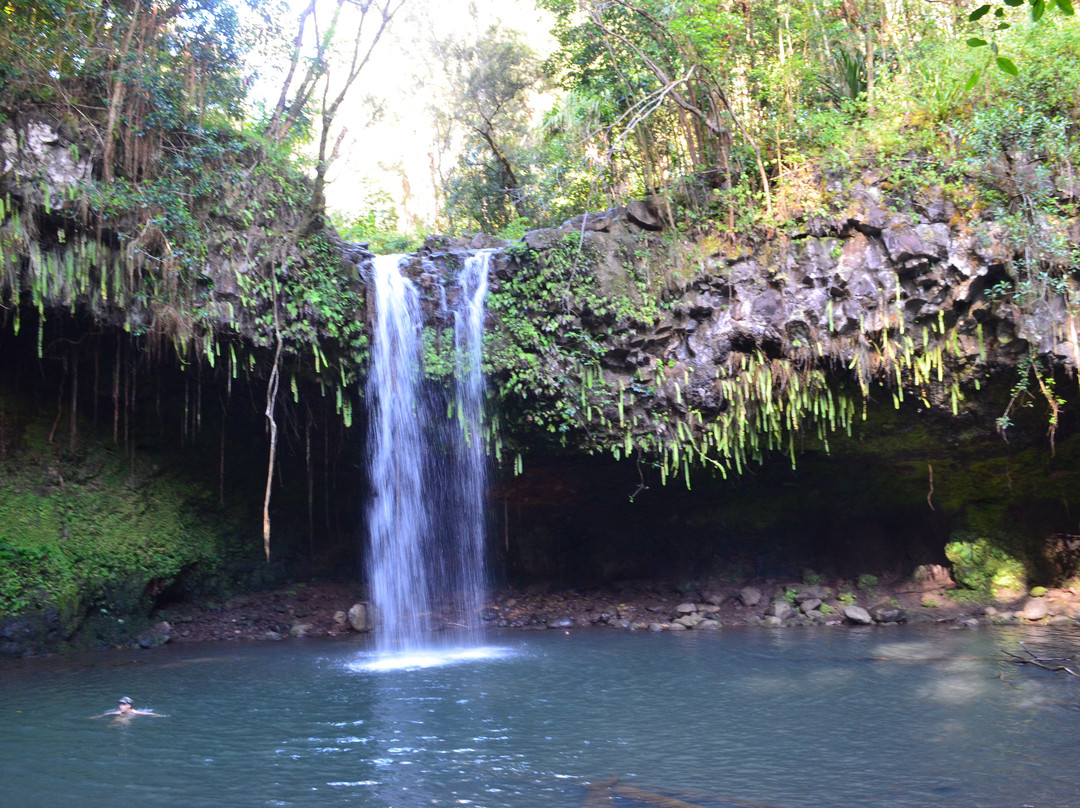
[89,711,119,719]
[133,709,168,717]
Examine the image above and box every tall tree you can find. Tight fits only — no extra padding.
[264,0,407,231]
[435,26,545,233]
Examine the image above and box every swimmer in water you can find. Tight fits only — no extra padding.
[91,697,166,723]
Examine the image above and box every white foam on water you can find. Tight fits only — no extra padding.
[349,645,513,673]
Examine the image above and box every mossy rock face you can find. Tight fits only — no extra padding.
[945,533,1027,597]
[0,389,256,653]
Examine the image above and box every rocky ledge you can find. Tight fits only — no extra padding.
[56,569,1079,655]
[481,569,1080,631]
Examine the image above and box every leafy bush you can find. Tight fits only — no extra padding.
[330,186,424,255]
[856,573,878,592]
[945,533,1027,596]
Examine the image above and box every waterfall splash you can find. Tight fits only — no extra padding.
[364,251,492,662]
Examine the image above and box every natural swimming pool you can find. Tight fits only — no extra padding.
[1,625,1077,807]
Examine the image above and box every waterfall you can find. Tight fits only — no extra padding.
[364,252,490,655]
[448,250,490,639]
[365,254,431,651]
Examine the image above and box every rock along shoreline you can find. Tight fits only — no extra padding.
[110,567,1080,652]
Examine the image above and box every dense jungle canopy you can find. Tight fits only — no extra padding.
[0,0,1078,650]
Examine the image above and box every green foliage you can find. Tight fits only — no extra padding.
[0,0,373,439]
[330,184,424,254]
[921,596,940,608]
[822,46,867,106]
[838,591,856,606]
[856,573,879,592]
[422,325,458,380]
[435,26,546,234]
[965,0,1075,80]
[0,0,245,118]
[945,533,1027,596]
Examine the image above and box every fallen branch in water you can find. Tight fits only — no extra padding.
[1005,642,1080,676]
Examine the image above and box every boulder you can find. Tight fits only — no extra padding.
[523,228,559,251]
[627,199,663,231]
[766,601,794,620]
[289,622,314,638]
[842,605,873,625]
[869,603,907,624]
[910,564,955,592]
[347,602,375,633]
[674,602,697,614]
[739,586,762,607]
[795,586,828,603]
[137,629,170,649]
[547,615,575,629]
[1060,602,1080,620]
[800,598,822,614]
[1021,598,1050,621]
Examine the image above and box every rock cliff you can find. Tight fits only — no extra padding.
[2,111,1079,652]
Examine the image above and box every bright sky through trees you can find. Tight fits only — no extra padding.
[291,0,555,229]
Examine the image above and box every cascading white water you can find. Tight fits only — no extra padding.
[365,254,432,652]
[364,251,490,657]
[447,250,490,639]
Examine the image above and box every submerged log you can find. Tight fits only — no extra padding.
[610,784,707,808]
[586,774,787,808]
[583,776,617,806]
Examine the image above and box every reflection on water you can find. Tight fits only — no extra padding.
[1,627,1078,807]
[350,644,512,672]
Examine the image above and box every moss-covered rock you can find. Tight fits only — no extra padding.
[0,388,256,654]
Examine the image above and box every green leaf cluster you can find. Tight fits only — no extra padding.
[945,533,1027,596]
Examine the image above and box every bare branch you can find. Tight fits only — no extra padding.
[308,0,407,225]
[1006,642,1080,676]
[265,0,316,142]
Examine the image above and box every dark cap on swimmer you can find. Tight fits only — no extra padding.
[118,697,133,704]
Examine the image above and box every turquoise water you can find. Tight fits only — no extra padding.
[1,626,1078,807]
